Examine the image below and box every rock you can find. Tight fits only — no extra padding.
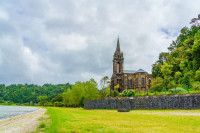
[118,108,130,112]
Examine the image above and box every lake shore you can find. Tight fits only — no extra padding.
[0,108,46,133]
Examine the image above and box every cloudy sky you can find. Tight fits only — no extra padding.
[0,0,200,86]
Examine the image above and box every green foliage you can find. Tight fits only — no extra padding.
[54,102,64,107]
[62,78,99,107]
[150,77,164,92]
[0,83,71,105]
[195,70,200,81]
[152,14,200,88]
[100,76,110,89]
[168,88,187,94]
[39,123,46,128]
[161,62,173,87]
[118,90,134,97]
[168,80,176,89]
[84,79,99,101]
[174,71,182,84]
[114,84,120,89]
[111,90,119,97]
[98,87,110,100]
[0,78,102,107]
[99,76,111,99]
[181,72,192,89]
[192,84,200,91]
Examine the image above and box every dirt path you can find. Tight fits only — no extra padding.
[146,112,200,116]
[0,108,46,133]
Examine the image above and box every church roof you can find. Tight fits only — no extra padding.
[124,69,147,74]
[136,69,147,73]
[123,70,136,74]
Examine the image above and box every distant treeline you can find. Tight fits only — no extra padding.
[0,78,110,107]
[0,83,70,105]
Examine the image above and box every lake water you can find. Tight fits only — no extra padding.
[0,105,39,120]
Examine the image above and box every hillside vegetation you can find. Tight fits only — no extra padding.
[0,78,110,107]
[0,83,70,105]
[151,14,200,92]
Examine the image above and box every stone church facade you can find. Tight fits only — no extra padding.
[110,37,152,93]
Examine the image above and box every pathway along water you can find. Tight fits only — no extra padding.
[0,105,39,120]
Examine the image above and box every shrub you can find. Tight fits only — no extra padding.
[175,71,182,84]
[111,90,119,97]
[168,87,187,94]
[168,80,176,89]
[39,123,46,128]
[150,77,164,92]
[119,90,135,97]
[54,102,64,107]
[181,72,192,89]
[192,84,200,91]
[195,70,200,81]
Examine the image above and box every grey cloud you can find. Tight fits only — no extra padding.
[0,0,200,86]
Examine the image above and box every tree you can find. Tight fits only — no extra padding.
[152,63,162,78]
[37,96,48,106]
[84,78,98,101]
[152,13,200,91]
[168,40,178,52]
[195,70,200,81]
[161,62,173,88]
[182,72,192,89]
[190,14,200,26]
[158,52,169,64]
[150,77,164,92]
[62,88,72,107]
[174,71,182,84]
[70,82,84,107]
[192,31,200,71]
[100,76,109,89]
[98,87,110,99]
[99,76,110,99]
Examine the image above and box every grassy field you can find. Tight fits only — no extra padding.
[36,107,200,133]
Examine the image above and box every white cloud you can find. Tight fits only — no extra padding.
[50,33,88,51]
[0,0,200,86]
[0,9,9,20]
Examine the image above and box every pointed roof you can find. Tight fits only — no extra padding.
[116,36,120,52]
[136,69,146,73]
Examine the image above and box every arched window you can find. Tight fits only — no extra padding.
[127,79,133,88]
[130,79,133,88]
[136,78,139,87]
[127,79,130,88]
[142,77,145,87]
[117,63,119,73]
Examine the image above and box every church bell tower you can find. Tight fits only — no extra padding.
[113,37,124,74]
[111,37,124,93]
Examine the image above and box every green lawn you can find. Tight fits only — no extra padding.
[37,107,200,133]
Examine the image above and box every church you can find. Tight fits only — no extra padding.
[110,37,152,93]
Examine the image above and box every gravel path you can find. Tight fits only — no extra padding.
[146,112,200,116]
[0,108,46,133]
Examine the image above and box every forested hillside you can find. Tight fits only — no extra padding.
[0,78,110,107]
[0,83,71,105]
[151,14,200,91]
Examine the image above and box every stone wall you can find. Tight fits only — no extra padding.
[84,93,200,109]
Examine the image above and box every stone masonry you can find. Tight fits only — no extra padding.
[84,93,200,110]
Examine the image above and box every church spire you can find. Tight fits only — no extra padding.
[116,36,120,52]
